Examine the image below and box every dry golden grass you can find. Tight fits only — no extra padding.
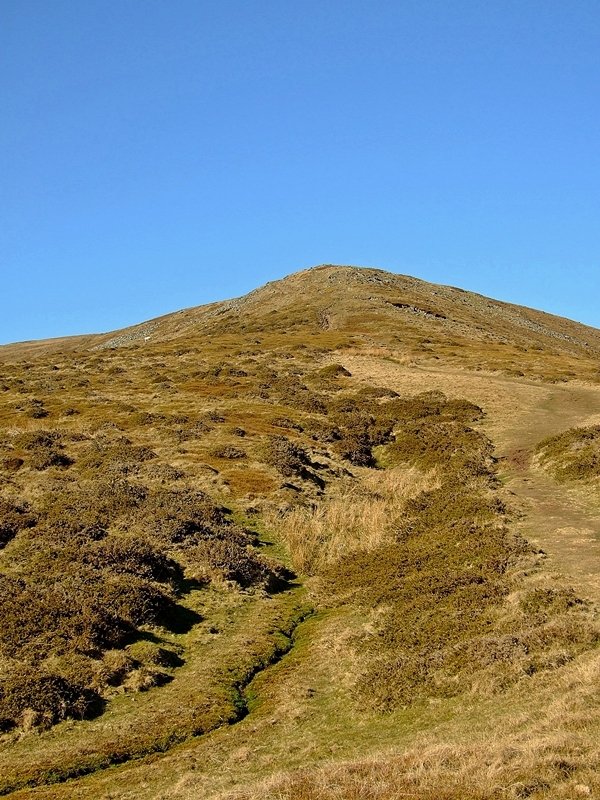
[219,738,600,800]
[215,647,600,800]
[265,467,439,575]
[222,467,277,497]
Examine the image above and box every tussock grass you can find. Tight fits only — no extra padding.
[219,738,600,800]
[266,467,439,575]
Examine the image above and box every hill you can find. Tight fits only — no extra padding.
[4,265,600,373]
[1,265,600,799]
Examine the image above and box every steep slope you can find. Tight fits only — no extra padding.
[1,265,600,799]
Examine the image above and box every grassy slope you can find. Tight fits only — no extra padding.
[2,266,600,798]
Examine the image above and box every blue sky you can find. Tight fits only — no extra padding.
[2,1,600,344]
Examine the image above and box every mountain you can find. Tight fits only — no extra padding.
[1,265,600,799]
[5,265,600,370]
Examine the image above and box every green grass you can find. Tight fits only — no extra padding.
[0,586,310,794]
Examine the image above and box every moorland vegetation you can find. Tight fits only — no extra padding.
[536,425,600,483]
[1,265,600,798]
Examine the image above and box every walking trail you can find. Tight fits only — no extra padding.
[341,355,600,605]
[498,382,600,603]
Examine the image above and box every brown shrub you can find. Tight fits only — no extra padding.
[145,463,184,482]
[536,425,600,482]
[40,479,147,533]
[332,433,375,467]
[275,379,328,414]
[0,576,130,659]
[317,363,351,378]
[13,430,60,449]
[209,445,247,459]
[271,416,303,431]
[129,411,165,426]
[136,488,226,544]
[26,404,49,419]
[520,587,583,617]
[357,385,398,399]
[260,436,310,477]
[82,536,180,584]
[0,498,36,547]
[46,652,105,689]
[189,539,288,588]
[78,438,156,474]
[1,457,23,471]
[29,446,73,470]
[171,419,214,442]
[387,419,493,474]
[229,426,247,437]
[325,396,395,466]
[94,575,174,627]
[384,391,484,425]
[13,429,73,470]
[0,666,92,731]
[305,420,340,442]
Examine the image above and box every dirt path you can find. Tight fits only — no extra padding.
[340,355,600,603]
[498,383,600,603]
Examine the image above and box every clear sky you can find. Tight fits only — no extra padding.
[2,1,600,344]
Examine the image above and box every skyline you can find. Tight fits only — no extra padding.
[2,1,600,344]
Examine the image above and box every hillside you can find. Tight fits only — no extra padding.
[5,265,600,372]
[1,265,600,799]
